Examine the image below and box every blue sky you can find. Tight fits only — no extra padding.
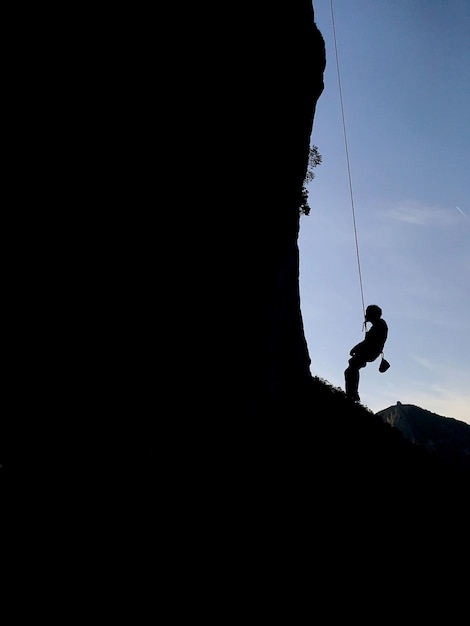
[299,1,470,423]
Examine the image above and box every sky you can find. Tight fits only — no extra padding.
[299,1,470,424]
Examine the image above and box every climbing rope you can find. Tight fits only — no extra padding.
[329,0,366,322]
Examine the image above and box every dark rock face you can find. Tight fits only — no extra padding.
[246,9,326,415]
[184,3,326,416]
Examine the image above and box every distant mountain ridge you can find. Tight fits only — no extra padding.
[375,401,470,472]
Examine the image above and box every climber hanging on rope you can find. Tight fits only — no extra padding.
[329,2,390,402]
[344,304,388,402]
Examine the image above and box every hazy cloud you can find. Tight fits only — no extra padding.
[411,355,435,370]
[385,200,463,227]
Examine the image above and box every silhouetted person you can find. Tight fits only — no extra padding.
[345,304,388,402]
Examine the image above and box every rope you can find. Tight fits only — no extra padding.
[329,0,366,323]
